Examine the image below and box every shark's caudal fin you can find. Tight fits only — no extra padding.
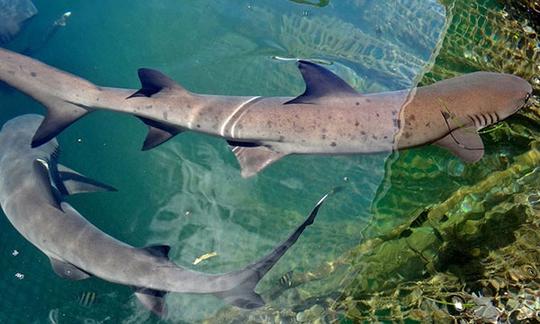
[214,192,331,309]
[32,100,91,148]
[285,60,358,105]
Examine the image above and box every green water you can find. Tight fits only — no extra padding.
[0,0,449,322]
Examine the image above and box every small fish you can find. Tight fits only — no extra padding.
[53,11,71,27]
[193,251,218,265]
[278,270,294,288]
[78,291,97,308]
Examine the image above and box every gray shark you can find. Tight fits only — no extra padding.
[0,114,329,317]
[0,0,37,44]
[0,48,533,177]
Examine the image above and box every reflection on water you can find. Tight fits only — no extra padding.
[0,0,451,323]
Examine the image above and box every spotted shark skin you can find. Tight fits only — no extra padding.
[0,114,329,317]
[0,47,532,177]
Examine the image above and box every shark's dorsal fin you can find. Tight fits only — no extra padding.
[134,287,168,318]
[137,117,183,150]
[143,244,171,259]
[434,126,484,163]
[127,68,188,99]
[49,256,91,280]
[228,143,286,178]
[284,60,358,105]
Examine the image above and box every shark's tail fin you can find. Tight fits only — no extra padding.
[0,48,95,147]
[214,191,332,309]
[32,99,90,147]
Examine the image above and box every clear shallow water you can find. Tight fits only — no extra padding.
[0,1,448,322]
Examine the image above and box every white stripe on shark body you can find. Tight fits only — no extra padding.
[220,96,261,138]
[0,48,532,177]
[0,114,331,318]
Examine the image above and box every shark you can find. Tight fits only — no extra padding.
[0,48,533,177]
[0,114,329,317]
[0,0,37,44]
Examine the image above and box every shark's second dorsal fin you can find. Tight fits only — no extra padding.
[127,68,189,99]
[434,126,484,163]
[285,60,358,105]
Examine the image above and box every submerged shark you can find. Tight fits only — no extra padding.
[0,48,532,177]
[0,0,37,44]
[0,114,329,317]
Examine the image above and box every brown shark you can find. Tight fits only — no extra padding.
[0,47,532,177]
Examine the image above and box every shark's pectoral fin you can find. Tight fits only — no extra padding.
[228,142,287,178]
[134,288,168,318]
[434,126,484,163]
[33,160,62,209]
[32,100,90,148]
[52,163,117,196]
[49,257,91,280]
[284,60,358,105]
[127,68,190,99]
[138,117,183,151]
[213,281,265,309]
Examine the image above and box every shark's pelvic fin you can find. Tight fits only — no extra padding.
[49,257,91,280]
[214,192,329,309]
[32,100,90,148]
[213,281,265,309]
[133,244,171,318]
[228,143,286,178]
[434,126,485,163]
[138,117,183,151]
[134,288,168,318]
[127,68,189,99]
[284,60,358,105]
[142,244,171,259]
